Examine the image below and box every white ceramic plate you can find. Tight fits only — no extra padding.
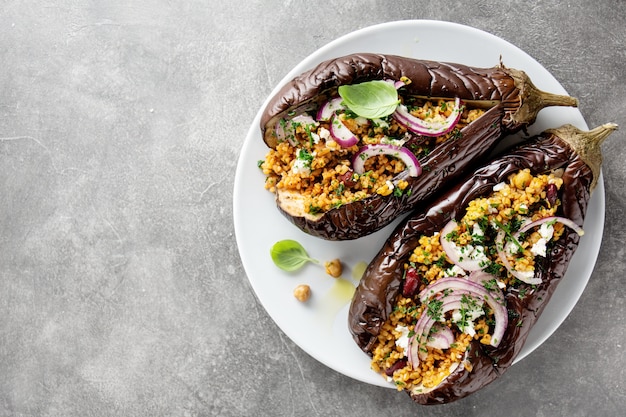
[233,20,604,388]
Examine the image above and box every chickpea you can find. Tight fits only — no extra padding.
[324,258,343,278]
[293,284,311,302]
[512,169,532,190]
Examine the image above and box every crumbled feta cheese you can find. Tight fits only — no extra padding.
[539,222,554,241]
[445,264,467,277]
[531,238,547,257]
[395,325,411,356]
[472,246,489,265]
[291,149,312,176]
[380,136,406,147]
[310,131,320,144]
[319,127,330,140]
[504,240,519,255]
[493,182,506,192]
[452,303,483,337]
[292,158,311,175]
[530,222,554,257]
[386,180,395,191]
[454,242,489,265]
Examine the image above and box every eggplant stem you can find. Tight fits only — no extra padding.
[505,67,579,128]
[547,123,619,191]
[535,88,579,108]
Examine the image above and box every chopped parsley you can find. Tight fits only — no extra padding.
[297,148,314,165]
[426,299,444,321]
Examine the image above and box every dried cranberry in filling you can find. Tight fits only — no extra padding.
[402,267,420,297]
[338,169,358,188]
[385,359,408,376]
[546,183,558,207]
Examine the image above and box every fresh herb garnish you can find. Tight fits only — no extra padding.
[426,299,444,321]
[494,219,524,253]
[269,239,319,272]
[297,148,314,165]
[338,80,400,119]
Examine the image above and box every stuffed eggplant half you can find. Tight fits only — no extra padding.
[348,123,617,404]
[259,53,578,240]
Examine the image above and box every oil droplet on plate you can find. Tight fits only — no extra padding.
[329,277,356,303]
[315,278,356,336]
[351,261,368,281]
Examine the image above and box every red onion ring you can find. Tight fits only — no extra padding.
[329,114,359,148]
[440,220,487,272]
[408,293,472,368]
[351,144,421,177]
[515,215,584,238]
[426,324,455,350]
[316,97,345,121]
[393,97,462,137]
[419,277,507,343]
[274,114,318,146]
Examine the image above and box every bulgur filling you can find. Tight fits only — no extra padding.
[260,92,486,216]
[370,169,583,393]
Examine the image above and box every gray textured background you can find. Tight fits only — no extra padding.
[1,1,625,416]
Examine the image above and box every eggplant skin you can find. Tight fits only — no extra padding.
[260,53,578,241]
[261,53,520,148]
[348,126,603,405]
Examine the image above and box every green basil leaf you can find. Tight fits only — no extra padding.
[270,239,318,271]
[338,80,400,119]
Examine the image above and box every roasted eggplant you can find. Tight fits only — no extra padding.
[348,123,617,404]
[259,53,578,240]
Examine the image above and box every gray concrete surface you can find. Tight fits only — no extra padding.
[1,1,624,416]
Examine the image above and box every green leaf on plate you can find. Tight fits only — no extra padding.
[338,80,400,119]
[270,239,319,272]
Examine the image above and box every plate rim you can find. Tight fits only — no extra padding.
[233,19,604,388]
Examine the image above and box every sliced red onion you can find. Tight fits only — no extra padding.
[274,119,289,145]
[383,78,408,90]
[495,230,542,285]
[426,324,455,350]
[275,114,318,146]
[408,281,508,370]
[468,271,496,285]
[329,114,359,148]
[351,144,421,177]
[407,331,422,368]
[316,97,345,121]
[393,97,462,137]
[418,277,507,346]
[291,114,317,128]
[515,216,584,237]
[440,220,487,272]
[408,293,471,368]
